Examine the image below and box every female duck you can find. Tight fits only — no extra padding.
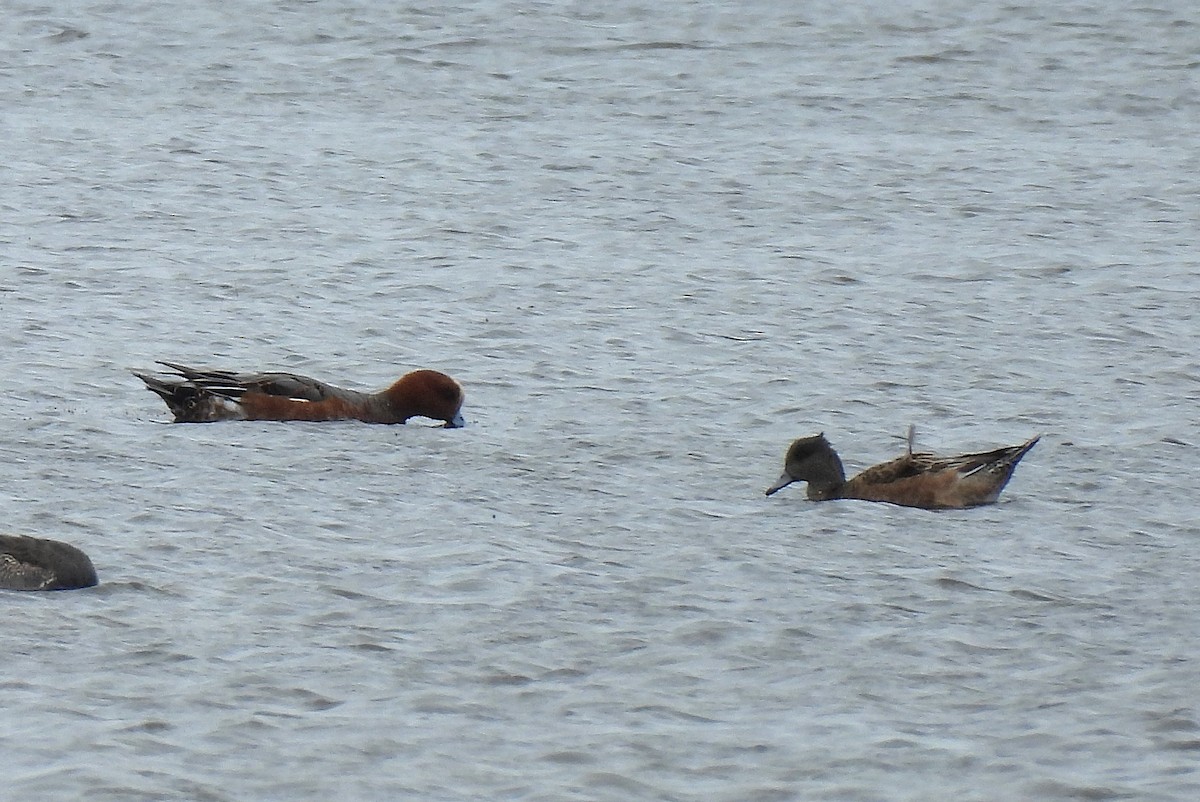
[765,430,1039,509]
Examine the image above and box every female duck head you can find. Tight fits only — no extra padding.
[764,433,847,499]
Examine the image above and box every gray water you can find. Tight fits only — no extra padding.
[4,1,1199,799]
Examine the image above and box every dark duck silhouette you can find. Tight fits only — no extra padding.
[1,535,98,590]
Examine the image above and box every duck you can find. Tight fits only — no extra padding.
[134,362,465,427]
[1,535,98,591]
[765,428,1040,509]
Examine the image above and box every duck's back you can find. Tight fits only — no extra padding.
[241,373,371,404]
[841,454,962,508]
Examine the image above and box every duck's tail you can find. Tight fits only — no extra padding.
[1004,434,1041,468]
[957,434,1041,504]
[132,370,187,410]
[131,368,244,422]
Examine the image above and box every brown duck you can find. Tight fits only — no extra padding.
[765,429,1040,509]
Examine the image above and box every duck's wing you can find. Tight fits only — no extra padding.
[844,426,932,486]
[155,362,349,402]
[849,454,925,486]
[926,435,1041,478]
[850,436,1040,484]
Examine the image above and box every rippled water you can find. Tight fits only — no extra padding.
[4,1,1199,799]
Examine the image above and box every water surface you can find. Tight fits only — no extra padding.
[4,1,1199,799]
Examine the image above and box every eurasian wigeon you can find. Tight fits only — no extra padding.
[765,428,1040,509]
[1,535,98,591]
[134,362,465,427]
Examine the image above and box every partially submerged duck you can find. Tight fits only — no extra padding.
[134,361,465,427]
[0,535,98,590]
[766,429,1040,509]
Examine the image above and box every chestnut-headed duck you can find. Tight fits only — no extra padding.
[765,428,1040,509]
[1,535,98,591]
[134,362,465,427]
